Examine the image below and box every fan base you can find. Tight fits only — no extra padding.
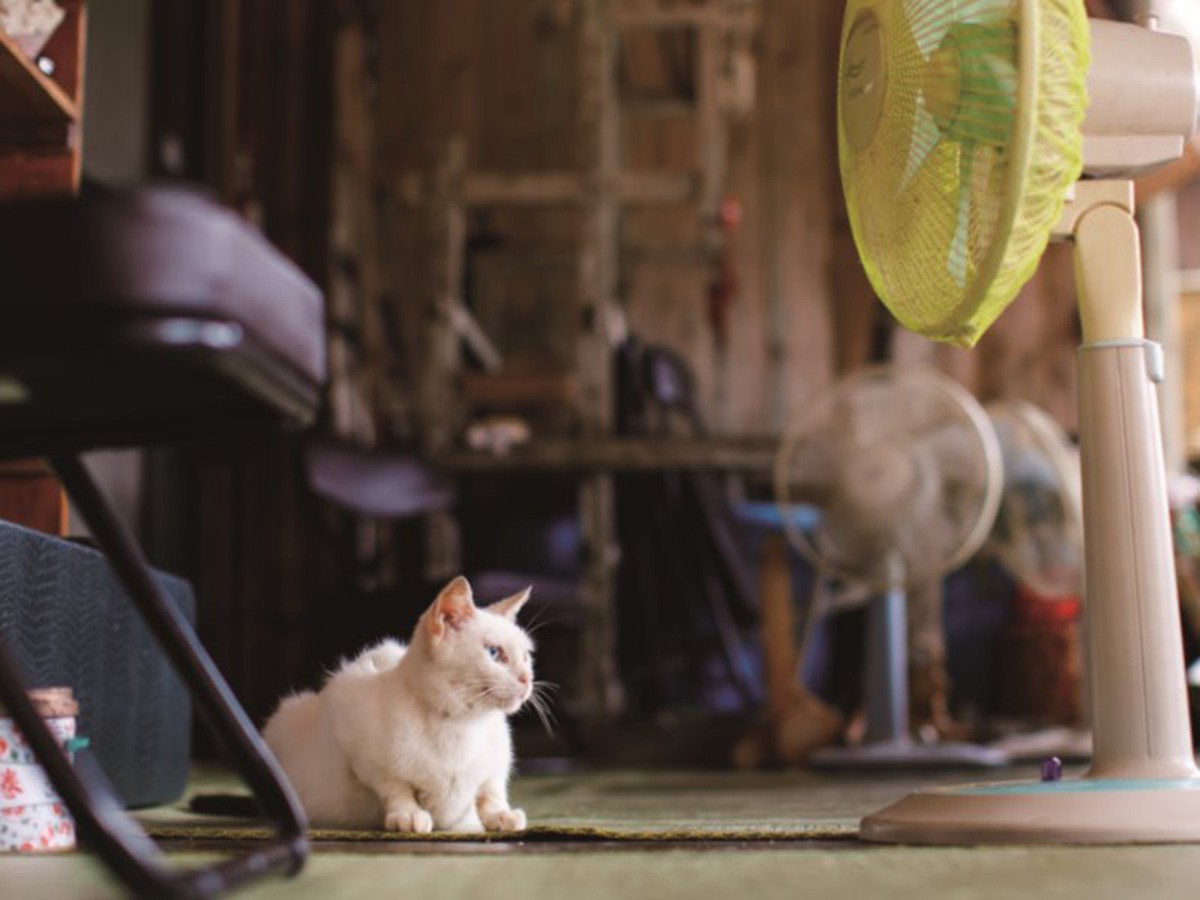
[810,737,1008,770]
[862,776,1200,844]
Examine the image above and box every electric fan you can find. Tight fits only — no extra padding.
[839,0,1200,842]
[985,399,1091,760]
[985,399,1084,601]
[775,365,1006,767]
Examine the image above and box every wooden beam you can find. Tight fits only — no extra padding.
[444,299,504,372]
[577,0,624,731]
[759,0,836,426]
[620,169,694,204]
[608,0,759,30]
[419,137,468,455]
[436,435,779,472]
[461,371,577,407]
[394,168,694,207]
[459,170,581,204]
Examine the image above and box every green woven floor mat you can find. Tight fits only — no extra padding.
[139,768,882,844]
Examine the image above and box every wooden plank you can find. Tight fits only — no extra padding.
[758,0,835,426]
[419,137,468,455]
[619,169,694,204]
[463,170,582,204]
[477,0,537,170]
[328,10,386,443]
[39,0,84,108]
[394,169,693,207]
[694,26,725,220]
[0,148,75,196]
[608,0,759,30]
[576,0,624,731]
[696,25,728,425]
[438,435,779,472]
[0,22,78,124]
[0,466,67,534]
[461,371,577,407]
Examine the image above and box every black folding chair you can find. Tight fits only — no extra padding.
[0,187,317,897]
[615,337,761,710]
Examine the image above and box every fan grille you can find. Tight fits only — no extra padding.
[775,367,1003,590]
[838,0,1090,348]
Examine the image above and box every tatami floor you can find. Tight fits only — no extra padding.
[4,764,1200,899]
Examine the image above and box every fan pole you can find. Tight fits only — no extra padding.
[862,582,909,744]
[1072,184,1199,780]
[860,185,1200,845]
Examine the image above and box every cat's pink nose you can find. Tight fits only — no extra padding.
[518,672,530,686]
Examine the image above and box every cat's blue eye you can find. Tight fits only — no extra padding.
[486,645,502,661]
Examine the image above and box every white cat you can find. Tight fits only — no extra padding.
[262,576,535,832]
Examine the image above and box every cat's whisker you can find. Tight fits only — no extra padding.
[521,606,564,638]
[526,681,559,725]
[524,691,557,737]
[524,615,561,638]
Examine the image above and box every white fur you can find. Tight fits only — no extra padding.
[262,578,533,832]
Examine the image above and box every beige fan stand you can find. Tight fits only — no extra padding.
[862,16,1200,844]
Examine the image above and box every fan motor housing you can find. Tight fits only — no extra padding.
[841,9,886,150]
[1083,19,1199,175]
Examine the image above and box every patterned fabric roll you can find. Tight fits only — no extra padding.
[0,688,80,853]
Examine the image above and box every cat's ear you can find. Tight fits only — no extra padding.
[488,586,531,621]
[427,576,476,638]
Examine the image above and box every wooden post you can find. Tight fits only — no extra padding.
[419,136,468,582]
[576,0,624,730]
[757,0,836,428]
[419,137,468,457]
[696,23,731,427]
[329,12,385,443]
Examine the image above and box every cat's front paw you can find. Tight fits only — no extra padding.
[482,807,527,832]
[384,806,434,833]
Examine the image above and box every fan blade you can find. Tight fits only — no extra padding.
[913,418,989,485]
[906,0,1005,58]
[900,98,943,192]
[985,400,1085,597]
[906,0,956,58]
[948,147,974,287]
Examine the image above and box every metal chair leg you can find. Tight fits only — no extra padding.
[0,455,307,898]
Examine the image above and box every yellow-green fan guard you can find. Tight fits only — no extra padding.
[838,0,1091,348]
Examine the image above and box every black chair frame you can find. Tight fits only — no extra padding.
[0,455,308,898]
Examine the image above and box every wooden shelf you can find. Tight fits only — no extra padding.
[0,26,78,123]
[438,435,779,473]
[462,371,579,408]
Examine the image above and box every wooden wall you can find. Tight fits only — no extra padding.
[361,0,1083,441]
[137,0,1094,732]
[147,0,338,729]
